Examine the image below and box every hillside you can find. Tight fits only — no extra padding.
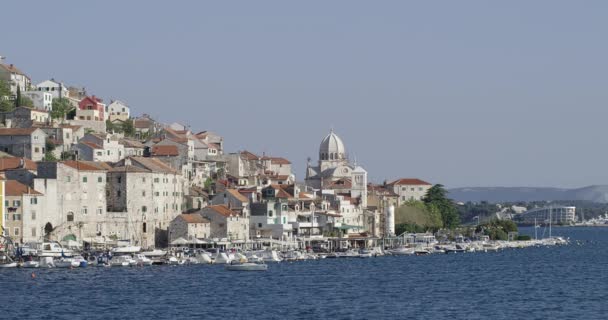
[448,185,608,203]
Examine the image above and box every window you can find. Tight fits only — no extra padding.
[142,177,146,183]
[4,200,7,207]
[107,150,110,156]
[142,206,147,213]
[142,222,147,233]
[97,207,103,215]
[98,177,103,183]
[31,228,36,237]
[31,210,36,220]
[142,191,146,197]
[117,190,121,197]
[83,176,87,183]
[34,147,40,153]
[82,206,88,215]
[96,151,102,156]
[154,178,159,183]
[155,192,159,196]
[13,200,21,207]
[117,177,122,183]
[31,197,37,205]
[268,210,273,217]
[14,228,19,236]
[13,214,21,221]
[67,176,71,182]
[411,188,415,191]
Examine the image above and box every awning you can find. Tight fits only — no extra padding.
[171,237,188,245]
[62,234,77,241]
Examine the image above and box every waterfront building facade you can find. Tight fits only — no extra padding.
[387,178,432,205]
[519,206,576,224]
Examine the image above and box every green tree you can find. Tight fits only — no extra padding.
[0,80,13,112]
[422,184,460,229]
[121,118,135,137]
[20,96,34,108]
[14,86,21,109]
[51,97,72,119]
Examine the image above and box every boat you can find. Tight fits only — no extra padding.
[389,247,415,255]
[133,254,153,266]
[72,255,88,267]
[111,246,141,254]
[164,256,180,265]
[213,252,232,264]
[141,249,167,258]
[414,248,431,256]
[194,252,214,264]
[109,255,133,267]
[225,261,268,271]
[54,258,80,268]
[22,260,40,268]
[39,242,74,258]
[39,257,55,268]
[0,252,17,268]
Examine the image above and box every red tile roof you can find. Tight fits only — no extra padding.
[389,178,432,186]
[226,189,249,203]
[151,145,179,156]
[178,214,210,224]
[0,128,39,136]
[240,151,259,160]
[5,180,42,196]
[0,158,37,171]
[62,161,109,171]
[0,63,28,77]
[262,156,291,165]
[206,205,237,217]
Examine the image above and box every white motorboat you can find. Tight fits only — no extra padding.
[134,254,153,266]
[225,262,268,271]
[262,250,282,263]
[111,246,141,254]
[39,257,55,268]
[359,249,373,258]
[214,252,232,264]
[54,258,80,268]
[39,242,74,258]
[141,249,167,258]
[22,260,40,268]
[195,252,214,264]
[110,256,134,267]
[0,253,17,268]
[389,247,415,255]
[165,256,180,265]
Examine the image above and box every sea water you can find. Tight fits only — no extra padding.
[0,227,606,319]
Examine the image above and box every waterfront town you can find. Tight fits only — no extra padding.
[0,58,570,268]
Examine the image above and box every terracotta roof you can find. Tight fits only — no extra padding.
[0,158,37,171]
[62,161,109,171]
[262,157,291,165]
[205,205,237,217]
[0,63,28,77]
[134,119,152,128]
[151,145,179,156]
[5,180,42,196]
[177,214,210,224]
[207,143,220,150]
[128,157,179,174]
[0,128,39,136]
[389,178,432,186]
[226,189,249,203]
[80,141,103,149]
[109,165,149,173]
[240,151,259,160]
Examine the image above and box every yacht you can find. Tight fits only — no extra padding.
[110,255,134,267]
[194,252,214,264]
[39,242,74,258]
[54,258,80,268]
[0,252,17,268]
[111,246,141,255]
[214,252,232,264]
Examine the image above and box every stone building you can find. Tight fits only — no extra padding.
[168,213,210,243]
[3,180,45,244]
[0,128,47,161]
[200,205,249,241]
[387,178,432,205]
[75,133,125,162]
[0,107,50,128]
[107,156,184,248]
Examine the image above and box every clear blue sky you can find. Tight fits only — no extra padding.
[3,1,608,188]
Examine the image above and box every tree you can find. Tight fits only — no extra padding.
[0,80,13,112]
[121,118,135,137]
[51,97,72,119]
[14,86,21,109]
[422,184,460,229]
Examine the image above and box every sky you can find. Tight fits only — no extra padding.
[3,1,608,188]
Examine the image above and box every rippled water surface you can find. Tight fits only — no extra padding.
[1,227,607,319]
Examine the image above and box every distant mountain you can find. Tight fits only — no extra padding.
[448,185,608,203]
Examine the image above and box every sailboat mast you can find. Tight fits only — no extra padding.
[549,206,552,238]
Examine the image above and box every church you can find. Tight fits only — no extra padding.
[305,130,368,208]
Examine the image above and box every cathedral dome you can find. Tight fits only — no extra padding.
[319,130,346,161]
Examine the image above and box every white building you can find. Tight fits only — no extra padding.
[0,128,47,161]
[168,214,210,243]
[0,62,31,95]
[387,178,433,205]
[35,79,69,99]
[22,91,53,111]
[106,100,130,122]
[75,133,125,162]
[520,206,576,224]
